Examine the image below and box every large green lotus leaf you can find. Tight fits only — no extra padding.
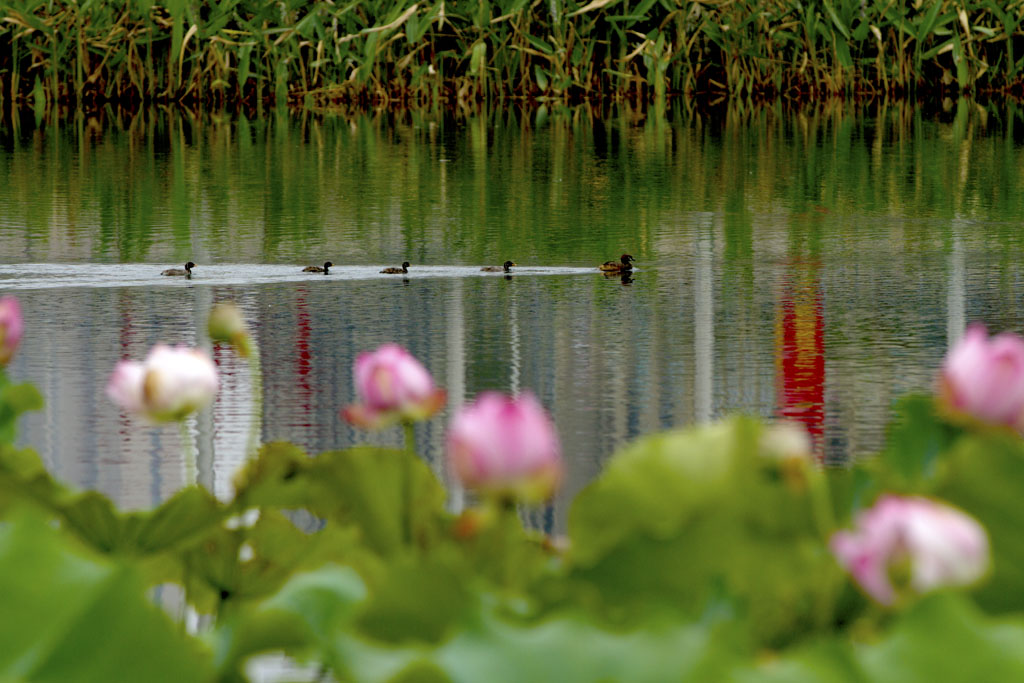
[857,593,1024,682]
[355,555,474,644]
[132,485,226,553]
[0,507,213,682]
[231,441,313,509]
[0,380,43,443]
[211,564,368,680]
[568,417,754,566]
[874,394,958,489]
[217,562,739,683]
[233,443,448,557]
[335,601,739,683]
[730,594,1024,683]
[0,444,69,517]
[0,442,226,560]
[932,430,1024,612]
[184,509,375,614]
[728,639,860,683]
[566,416,841,645]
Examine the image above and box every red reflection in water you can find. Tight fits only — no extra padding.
[775,263,825,460]
[294,287,313,425]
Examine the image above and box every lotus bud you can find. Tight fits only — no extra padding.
[830,495,990,606]
[446,392,563,503]
[208,302,252,358]
[341,343,446,429]
[107,344,219,422]
[0,296,24,367]
[939,323,1024,433]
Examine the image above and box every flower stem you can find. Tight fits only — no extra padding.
[179,419,196,486]
[402,421,416,547]
[403,420,416,457]
[245,344,263,460]
[495,496,519,587]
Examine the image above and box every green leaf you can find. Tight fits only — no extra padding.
[933,431,1024,612]
[822,0,851,40]
[356,556,473,644]
[0,507,213,682]
[566,417,842,646]
[235,443,448,558]
[534,65,549,90]
[212,564,367,678]
[876,394,954,488]
[525,34,554,55]
[859,594,1024,681]
[730,638,860,683]
[734,595,1024,681]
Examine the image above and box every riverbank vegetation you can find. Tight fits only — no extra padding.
[2,0,1024,110]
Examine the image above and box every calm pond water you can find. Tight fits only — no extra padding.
[3,100,1024,529]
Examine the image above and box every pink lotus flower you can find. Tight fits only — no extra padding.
[940,324,1024,432]
[447,392,563,503]
[341,343,446,429]
[830,495,989,606]
[0,296,23,366]
[106,344,219,422]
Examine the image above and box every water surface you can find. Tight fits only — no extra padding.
[4,101,1024,527]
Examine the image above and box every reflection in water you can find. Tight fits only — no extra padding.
[4,103,1024,526]
[775,262,825,460]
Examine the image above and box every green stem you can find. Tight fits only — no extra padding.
[403,421,416,547]
[403,421,416,457]
[495,496,519,588]
[178,418,195,632]
[808,468,836,543]
[179,419,196,486]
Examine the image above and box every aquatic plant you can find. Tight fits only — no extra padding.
[447,391,563,503]
[2,0,1024,109]
[5,294,1024,680]
[0,296,22,366]
[938,323,1024,433]
[106,344,219,423]
[341,342,447,429]
[831,495,990,606]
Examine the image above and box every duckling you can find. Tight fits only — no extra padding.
[381,261,410,274]
[482,260,516,273]
[599,254,635,273]
[162,261,196,277]
[303,261,333,274]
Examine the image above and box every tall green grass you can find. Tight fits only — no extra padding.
[1,0,1023,109]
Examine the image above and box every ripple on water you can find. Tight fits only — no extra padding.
[0,263,602,290]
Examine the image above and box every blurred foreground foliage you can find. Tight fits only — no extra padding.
[5,362,1024,683]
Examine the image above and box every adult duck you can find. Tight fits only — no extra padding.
[162,261,195,277]
[303,261,333,274]
[482,260,516,273]
[381,261,410,274]
[599,254,635,273]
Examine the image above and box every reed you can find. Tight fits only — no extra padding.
[1,0,1024,109]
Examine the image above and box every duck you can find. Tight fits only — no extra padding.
[381,261,410,274]
[303,261,333,274]
[162,261,195,277]
[599,254,635,273]
[482,260,516,273]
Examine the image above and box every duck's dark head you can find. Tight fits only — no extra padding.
[185,261,196,271]
[621,254,635,265]
[503,260,516,271]
[402,261,410,269]
[324,261,334,270]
